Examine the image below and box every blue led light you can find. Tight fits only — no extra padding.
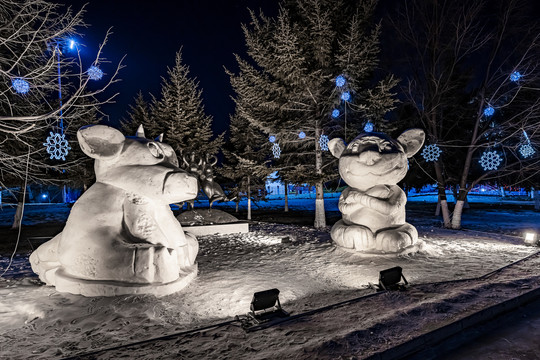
[364,121,374,133]
[41,194,48,199]
[483,106,495,117]
[69,39,76,50]
[335,75,346,87]
[269,135,276,143]
[510,71,522,82]
[299,131,306,139]
[87,66,103,80]
[332,109,340,118]
[12,78,30,94]
[341,91,350,101]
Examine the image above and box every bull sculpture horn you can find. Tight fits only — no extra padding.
[155,133,163,142]
[207,155,218,166]
[135,124,146,138]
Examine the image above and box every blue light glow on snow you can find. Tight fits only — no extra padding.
[335,75,346,87]
[510,71,522,82]
[341,91,350,101]
[87,66,103,80]
[12,78,30,94]
[332,109,340,118]
[484,106,495,117]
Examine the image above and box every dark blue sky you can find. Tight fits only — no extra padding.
[57,0,279,134]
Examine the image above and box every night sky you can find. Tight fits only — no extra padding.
[56,0,279,134]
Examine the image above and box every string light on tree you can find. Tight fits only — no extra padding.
[331,109,340,118]
[298,131,306,139]
[341,91,351,102]
[269,135,276,143]
[271,143,281,159]
[363,121,374,133]
[12,78,30,94]
[87,65,103,80]
[483,105,495,117]
[479,150,502,171]
[510,71,522,82]
[319,135,329,151]
[421,144,442,162]
[335,75,346,87]
[43,131,71,160]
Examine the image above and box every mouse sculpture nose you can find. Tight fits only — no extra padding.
[358,150,382,165]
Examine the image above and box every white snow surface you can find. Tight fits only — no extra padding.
[0,198,539,359]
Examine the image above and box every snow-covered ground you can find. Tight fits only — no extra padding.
[0,196,539,359]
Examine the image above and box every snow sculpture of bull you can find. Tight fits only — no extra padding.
[328,129,425,253]
[30,125,199,296]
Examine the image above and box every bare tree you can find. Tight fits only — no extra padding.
[391,0,540,229]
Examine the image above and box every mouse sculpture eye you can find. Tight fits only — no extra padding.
[147,142,164,159]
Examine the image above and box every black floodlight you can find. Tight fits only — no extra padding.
[242,288,289,327]
[370,266,408,291]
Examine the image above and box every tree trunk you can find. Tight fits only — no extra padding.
[535,189,540,211]
[247,175,251,220]
[11,186,26,229]
[314,181,326,228]
[434,162,451,227]
[284,182,289,212]
[451,188,469,229]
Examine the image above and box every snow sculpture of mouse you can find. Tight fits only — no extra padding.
[30,125,199,296]
[328,129,425,253]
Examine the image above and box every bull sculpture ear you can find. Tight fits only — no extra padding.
[135,124,145,138]
[397,128,425,157]
[328,138,346,158]
[77,125,125,160]
[155,133,163,143]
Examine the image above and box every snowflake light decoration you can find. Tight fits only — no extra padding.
[363,121,374,133]
[12,78,30,94]
[43,131,71,160]
[335,75,346,87]
[331,109,340,118]
[519,143,535,158]
[87,66,103,80]
[271,143,281,159]
[510,71,522,82]
[319,135,329,151]
[479,150,502,171]
[421,144,442,162]
[483,106,495,117]
[341,91,351,102]
[269,135,276,143]
[298,131,306,139]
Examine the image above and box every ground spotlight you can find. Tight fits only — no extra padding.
[236,288,289,331]
[524,232,538,245]
[370,266,408,291]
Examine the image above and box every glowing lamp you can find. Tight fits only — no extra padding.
[332,109,340,118]
[87,66,103,80]
[69,39,76,50]
[341,91,350,101]
[483,106,495,117]
[41,194,48,199]
[12,78,30,94]
[524,232,537,245]
[510,71,522,82]
[335,75,346,87]
[298,131,306,139]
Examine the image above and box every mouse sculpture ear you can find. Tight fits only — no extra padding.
[328,138,346,158]
[397,128,425,157]
[77,125,125,160]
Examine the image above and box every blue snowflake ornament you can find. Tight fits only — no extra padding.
[87,66,103,80]
[298,131,306,139]
[364,121,374,133]
[12,78,30,94]
[43,131,71,160]
[331,109,340,118]
[269,135,276,143]
[421,144,442,162]
[479,151,502,171]
[341,91,351,102]
[519,144,535,158]
[319,135,329,151]
[483,106,495,117]
[335,75,346,87]
[510,71,522,82]
[271,143,281,159]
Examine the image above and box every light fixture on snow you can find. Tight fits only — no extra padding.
[298,131,306,139]
[238,288,290,331]
[87,66,103,80]
[483,105,495,117]
[341,91,351,102]
[335,75,346,87]
[510,71,522,82]
[370,266,408,291]
[421,144,442,162]
[271,143,281,159]
[479,150,502,171]
[524,232,538,245]
[331,109,340,118]
[319,134,329,151]
[363,121,374,133]
[12,78,30,94]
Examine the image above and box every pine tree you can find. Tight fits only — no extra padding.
[120,91,153,136]
[229,0,398,228]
